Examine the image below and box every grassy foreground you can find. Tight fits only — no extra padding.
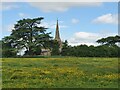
[2,57,119,88]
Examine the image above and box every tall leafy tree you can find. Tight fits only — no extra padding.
[6,17,52,55]
[96,35,120,46]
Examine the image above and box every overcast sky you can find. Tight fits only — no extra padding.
[1,2,118,46]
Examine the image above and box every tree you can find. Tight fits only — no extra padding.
[61,40,69,56]
[51,40,60,55]
[88,45,96,57]
[7,17,52,55]
[0,40,2,58]
[96,35,120,57]
[76,45,89,57]
[96,35,120,46]
[1,37,17,57]
[61,35,120,57]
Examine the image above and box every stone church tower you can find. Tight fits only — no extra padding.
[55,20,62,51]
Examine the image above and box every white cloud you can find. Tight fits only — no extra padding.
[71,18,79,24]
[92,13,118,25]
[0,3,19,11]
[29,2,102,12]
[68,31,117,46]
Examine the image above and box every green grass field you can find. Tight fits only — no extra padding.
[2,57,119,88]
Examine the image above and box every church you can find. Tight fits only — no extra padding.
[41,20,62,56]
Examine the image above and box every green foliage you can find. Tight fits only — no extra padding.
[51,40,60,55]
[61,44,119,57]
[2,17,53,57]
[1,37,17,57]
[97,35,120,46]
[25,46,41,55]
[2,57,118,88]
[11,17,52,55]
[61,35,120,57]
[0,40,2,58]
[2,49,16,58]
[61,40,70,56]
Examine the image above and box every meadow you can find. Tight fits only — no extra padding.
[2,57,119,88]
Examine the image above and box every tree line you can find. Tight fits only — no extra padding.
[61,39,120,57]
[0,17,120,57]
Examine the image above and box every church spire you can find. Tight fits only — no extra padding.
[55,19,61,41]
[55,19,62,51]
